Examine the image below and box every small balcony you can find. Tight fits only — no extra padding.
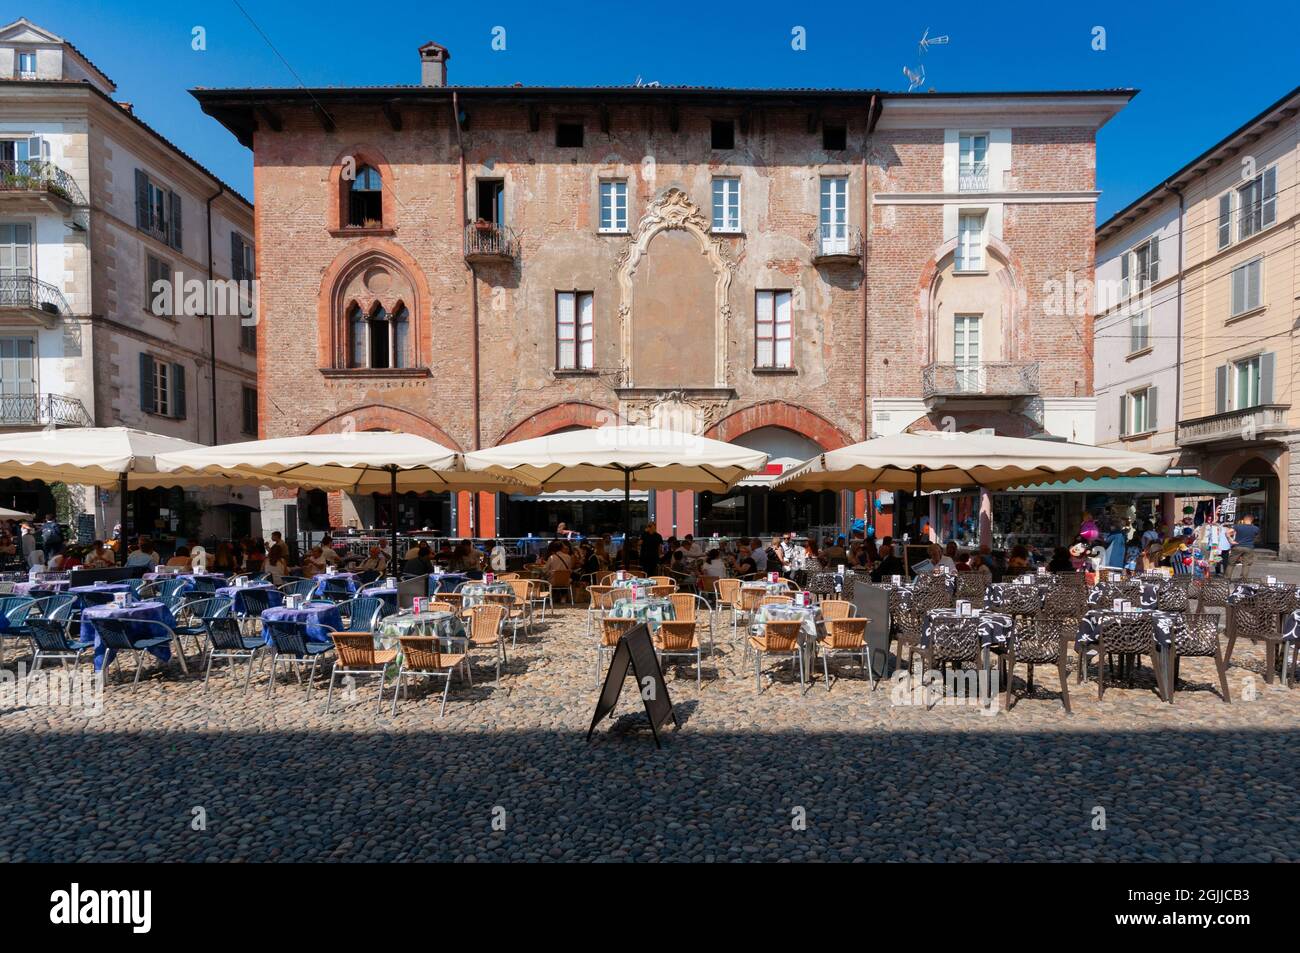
[958,163,990,193]
[464,221,519,264]
[0,159,88,210]
[0,394,93,429]
[809,225,863,266]
[1177,404,1293,447]
[0,275,72,327]
[922,361,1040,402]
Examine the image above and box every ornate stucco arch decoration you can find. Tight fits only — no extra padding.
[915,235,1026,365]
[309,404,462,450]
[316,238,432,368]
[616,187,736,388]
[705,401,854,452]
[496,401,615,445]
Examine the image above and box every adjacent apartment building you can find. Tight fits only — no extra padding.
[0,18,260,541]
[1095,86,1299,555]
[194,43,1129,542]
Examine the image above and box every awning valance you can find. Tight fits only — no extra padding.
[1004,475,1230,494]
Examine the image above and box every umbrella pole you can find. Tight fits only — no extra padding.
[118,472,128,565]
[390,466,399,577]
[623,467,631,568]
[914,467,923,543]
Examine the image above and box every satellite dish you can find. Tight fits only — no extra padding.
[903,65,925,92]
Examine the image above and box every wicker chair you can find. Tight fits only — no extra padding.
[954,572,988,607]
[669,592,713,656]
[654,619,702,688]
[819,599,853,622]
[1005,616,1072,713]
[505,579,536,632]
[1155,584,1189,613]
[391,635,468,717]
[466,603,507,687]
[748,619,805,692]
[586,585,615,638]
[484,591,529,646]
[817,617,871,690]
[715,578,743,636]
[1194,576,1231,614]
[549,570,574,606]
[326,632,397,713]
[1225,586,1296,680]
[1164,612,1231,702]
[649,576,677,590]
[1077,611,1159,701]
[597,616,635,685]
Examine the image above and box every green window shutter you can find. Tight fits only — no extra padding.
[231,232,242,280]
[172,362,186,419]
[1147,386,1157,432]
[1120,252,1129,299]
[1214,364,1228,414]
[1218,194,1231,248]
[1260,352,1275,405]
[135,169,149,230]
[1148,235,1158,284]
[1118,394,1128,437]
[139,353,156,414]
[169,191,183,251]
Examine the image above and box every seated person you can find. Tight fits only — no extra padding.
[166,545,193,569]
[869,543,905,582]
[300,546,327,577]
[317,535,342,566]
[124,537,160,569]
[1046,546,1075,573]
[355,545,386,573]
[1006,544,1031,572]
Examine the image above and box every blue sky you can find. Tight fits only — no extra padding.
[22,0,1300,220]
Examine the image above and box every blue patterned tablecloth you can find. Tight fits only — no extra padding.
[69,582,134,608]
[313,572,359,597]
[216,583,285,615]
[358,585,399,614]
[261,603,344,645]
[82,600,177,672]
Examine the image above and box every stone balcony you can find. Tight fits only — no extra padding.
[921,361,1040,404]
[1177,404,1293,447]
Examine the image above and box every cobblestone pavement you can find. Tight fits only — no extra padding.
[1,605,1296,862]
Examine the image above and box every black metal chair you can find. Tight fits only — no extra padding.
[1005,616,1072,713]
[1162,612,1231,703]
[200,616,264,695]
[26,617,95,674]
[93,618,176,690]
[264,619,335,699]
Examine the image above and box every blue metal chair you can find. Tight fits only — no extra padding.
[0,594,37,665]
[235,588,275,620]
[173,596,232,653]
[92,617,177,690]
[280,579,317,600]
[355,569,381,586]
[200,615,264,695]
[342,596,384,633]
[264,619,335,699]
[158,577,190,603]
[33,592,77,623]
[318,577,354,603]
[189,576,220,594]
[79,588,118,608]
[27,617,94,674]
[126,578,148,598]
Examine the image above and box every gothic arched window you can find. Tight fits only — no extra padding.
[348,165,383,227]
[347,301,408,369]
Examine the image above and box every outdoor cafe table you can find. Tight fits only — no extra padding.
[81,599,184,673]
[1088,581,1160,610]
[431,573,470,594]
[741,580,790,595]
[608,596,675,630]
[12,579,70,597]
[260,602,344,646]
[376,610,468,669]
[216,583,284,615]
[987,583,1045,611]
[1228,582,1298,604]
[143,571,229,585]
[921,608,1014,651]
[752,601,824,671]
[460,581,513,608]
[69,582,134,608]
[1075,608,1185,651]
[359,583,399,614]
[313,572,359,597]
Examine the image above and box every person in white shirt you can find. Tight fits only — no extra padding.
[681,535,703,559]
[318,535,342,566]
[701,549,728,580]
[489,539,508,572]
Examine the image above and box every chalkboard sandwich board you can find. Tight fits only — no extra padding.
[586,622,679,749]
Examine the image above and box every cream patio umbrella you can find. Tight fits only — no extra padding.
[153,431,536,570]
[773,431,1173,538]
[0,427,286,563]
[463,425,769,544]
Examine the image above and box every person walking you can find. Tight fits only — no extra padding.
[639,521,664,576]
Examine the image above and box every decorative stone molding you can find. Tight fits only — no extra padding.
[616,387,736,435]
[615,188,735,388]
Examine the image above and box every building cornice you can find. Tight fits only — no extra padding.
[873,190,1100,205]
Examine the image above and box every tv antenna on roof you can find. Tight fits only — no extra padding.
[918,27,949,54]
[902,65,925,92]
[633,75,660,88]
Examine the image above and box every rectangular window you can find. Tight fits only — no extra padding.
[711,119,735,150]
[134,169,182,250]
[822,122,847,151]
[755,290,793,369]
[0,337,36,398]
[1129,386,1153,434]
[241,386,258,435]
[475,179,505,225]
[139,355,185,419]
[1129,311,1149,353]
[819,176,849,253]
[556,291,594,370]
[958,133,989,191]
[146,255,172,316]
[598,180,627,233]
[712,177,741,233]
[1237,166,1277,240]
[555,122,584,148]
[17,51,36,78]
[955,212,985,271]
[1235,356,1261,409]
[0,224,33,304]
[954,314,981,392]
[1218,193,1232,249]
[1131,236,1159,293]
[1230,258,1262,316]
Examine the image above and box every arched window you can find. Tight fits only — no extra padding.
[347,301,408,369]
[349,165,383,227]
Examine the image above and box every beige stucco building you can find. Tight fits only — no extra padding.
[1096,86,1299,554]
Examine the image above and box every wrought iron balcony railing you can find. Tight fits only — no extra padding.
[922,361,1040,399]
[0,159,87,207]
[0,275,71,316]
[809,224,863,263]
[0,394,93,428]
[464,221,520,263]
[1177,404,1292,447]
[958,163,990,192]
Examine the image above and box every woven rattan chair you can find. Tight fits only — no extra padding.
[715,578,742,636]
[1225,586,1296,679]
[749,618,805,692]
[426,600,454,614]
[1004,616,1072,713]
[597,616,635,685]
[505,579,536,631]
[759,594,793,607]
[391,635,468,717]
[1040,584,1087,621]
[1194,576,1231,614]
[549,570,574,606]
[325,633,397,713]
[484,591,528,646]
[650,575,676,589]
[467,603,507,687]
[817,617,870,690]
[1164,612,1231,702]
[654,619,702,688]
[818,599,852,622]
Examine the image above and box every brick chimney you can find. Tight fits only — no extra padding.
[419,41,449,87]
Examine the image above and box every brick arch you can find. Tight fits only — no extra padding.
[915,234,1026,365]
[308,404,462,450]
[327,143,398,232]
[316,239,432,369]
[496,402,614,445]
[704,401,853,450]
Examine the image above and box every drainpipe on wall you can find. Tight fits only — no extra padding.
[453,91,480,536]
[1166,181,1185,443]
[205,185,224,446]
